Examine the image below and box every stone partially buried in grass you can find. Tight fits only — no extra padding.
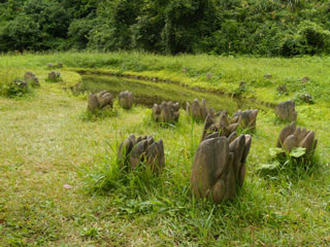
[117,135,165,174]
[48,71,62,83]
[277,122,317,157]
[202,109,258,141]
[186,98,214,121]
[191,134,252,203]
[48,63,63,69]
[119,91,134,109]
[152,101,180,123]
[275,100,297,122]
[24,71,40,87]
[87,90,114,112]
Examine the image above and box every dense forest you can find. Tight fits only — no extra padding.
[0,0,329,56]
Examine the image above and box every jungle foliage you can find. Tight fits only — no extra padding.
[0,0,329,56]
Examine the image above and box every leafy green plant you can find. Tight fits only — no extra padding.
[0,71,30,97]
[257,146,318,178]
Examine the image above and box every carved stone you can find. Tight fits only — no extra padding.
[202,111,239,141]
[118,135,165,174]
[119,91,134,109]
[87,90,114,112]
[277,122,317,156]
[202,109,258,141]
[48,71,61,82]
[233,109,259,130]
[275,100,297,121]
[186,98,213,121]
[191,134,252,203]
[24,71,40,87]
[152,101,180,123]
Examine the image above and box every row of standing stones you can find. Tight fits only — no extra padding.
[13,70,63,90]
[13,71,40,89]
[87,90,318,203]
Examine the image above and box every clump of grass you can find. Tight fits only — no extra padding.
[80,107,118,121]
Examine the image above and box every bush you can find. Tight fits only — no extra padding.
[298,21,330,54]
[0,71,30,97]
[0,15,41,52]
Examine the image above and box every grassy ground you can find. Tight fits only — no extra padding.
[0,53,329,246]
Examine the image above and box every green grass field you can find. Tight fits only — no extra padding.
[0,52,329,246]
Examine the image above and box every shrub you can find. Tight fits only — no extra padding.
[298,21,330,54]
[0,71,30,97]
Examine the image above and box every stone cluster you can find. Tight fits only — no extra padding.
[202,109,258,141]
[118,135,165,174]
[119,91,134,109]
[191,134,252,203]
[186,98,213,121]
[88,90,114,112]
[48,63,63,69]
[152,101,180,123]
[24,71,40,87]
[275,100,297,121]
[48,71,62,82]
[277,122,317,156]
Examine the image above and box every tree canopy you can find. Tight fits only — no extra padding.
[0,0,329,56]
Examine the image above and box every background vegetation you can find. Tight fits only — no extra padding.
[0,0,329,56]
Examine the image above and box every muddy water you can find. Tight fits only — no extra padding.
[80,75,264,113]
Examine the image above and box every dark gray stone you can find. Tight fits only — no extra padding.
[87,91,113,112]
[277,123,317,156]
[119,91,134,109]
[152,101,180,123]
[24,71,40,87]
[275,100,297,121]
[48,71,61,82]
[186,98,214,121]
[118,135,165,174]
[191,134,252,203]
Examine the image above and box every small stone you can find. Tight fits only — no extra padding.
[186,98,213,121]
[275,100,297,122]
[118,135,165,174]
[24,71,40,87]
[119,91,134,109]
[87,91,113,112]
[152,101,180,123]
[63,184,73,189]
[48,71,61,82]
[301,77,310,83]
[277,84,288,95]
[299,93,313,104]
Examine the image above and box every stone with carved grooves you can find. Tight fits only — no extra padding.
[191,134,252,203]
[152,101,180,123]
[277,122,317,156]
[118,135,165,174]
